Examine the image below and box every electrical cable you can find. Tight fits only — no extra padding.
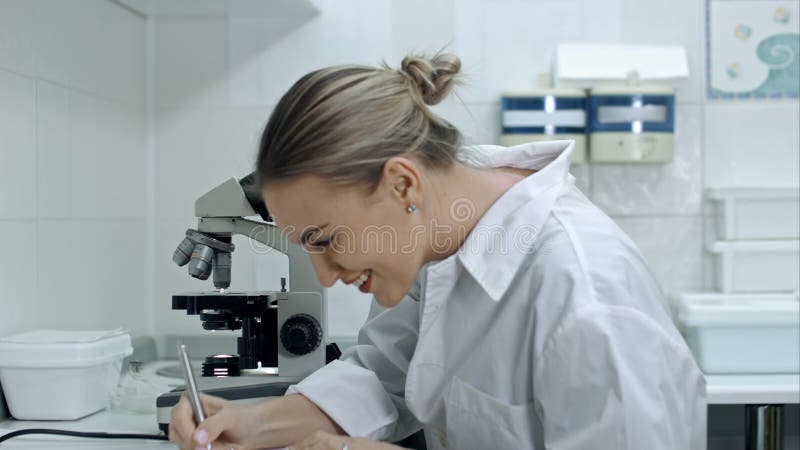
[0,428,169,444]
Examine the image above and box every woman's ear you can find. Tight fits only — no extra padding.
[379,157,423,207]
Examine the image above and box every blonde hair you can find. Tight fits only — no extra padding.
[256,53,463,192]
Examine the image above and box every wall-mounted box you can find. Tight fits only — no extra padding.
[499,89,587,163]
[588,85,675,163]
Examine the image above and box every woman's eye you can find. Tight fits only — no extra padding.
[313,239,331,248]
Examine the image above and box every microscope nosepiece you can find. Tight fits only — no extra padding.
[175,229,235,285]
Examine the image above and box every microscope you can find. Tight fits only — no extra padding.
[156,173,336,432]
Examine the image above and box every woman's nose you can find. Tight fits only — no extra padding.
[308,252,341,287]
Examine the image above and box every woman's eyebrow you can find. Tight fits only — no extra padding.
[300,223,330,245]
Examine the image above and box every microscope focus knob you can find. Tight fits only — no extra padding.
[280,314,323,356]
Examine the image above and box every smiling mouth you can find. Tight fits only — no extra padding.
[351,270,371,288]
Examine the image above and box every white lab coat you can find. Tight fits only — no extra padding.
[287,140,707,450]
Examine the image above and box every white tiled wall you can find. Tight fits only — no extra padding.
[0,0,147,337]
[2,0,797,341]
[147,0,799,338]
[704,101,800,188]
[0,70,36,220]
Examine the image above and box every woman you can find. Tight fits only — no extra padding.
[169,53,706,450]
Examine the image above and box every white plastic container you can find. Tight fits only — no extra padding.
[677,293,800,374]
[588,84,675,163]
[707,187,800,240]
[0,330,132,420]
[707,240,800,293]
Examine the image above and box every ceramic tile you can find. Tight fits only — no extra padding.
[95,0,146,105]
[621,0,705,103]
[36,220,148,332]
[0,0,39,76]
[3,0,143,104]
[32,0,101,94]
[153,106,270,219]
[704,101,800,188]
[571,164,592,198]
[37,83,147,219]
[453,0,621,103]
[35,82,74,218]
[0,221,38,337]
[577,0,624,41]
[431,101,500,146]
[92,98,147,216]
[154,18,230,107]
[228,0,392,106]
[591,104,703,215]
[612,215,705,296]
[0,70,37,219]
[391,0,454,62]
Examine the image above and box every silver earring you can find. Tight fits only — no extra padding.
[407,203,418,213]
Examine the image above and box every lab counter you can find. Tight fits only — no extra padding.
[0,373,797,448]
[707,374,800,405]
[0,409,172,449]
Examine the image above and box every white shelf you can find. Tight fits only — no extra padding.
[706,374,800,405]
[113,0,320,18]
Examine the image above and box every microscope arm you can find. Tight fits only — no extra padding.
[196,217,323,298]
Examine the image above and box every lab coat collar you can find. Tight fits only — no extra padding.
[453,140,575,302]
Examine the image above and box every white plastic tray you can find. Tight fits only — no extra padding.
[707,187,799,240]
[707,240,799,293]
[677,293,800,374]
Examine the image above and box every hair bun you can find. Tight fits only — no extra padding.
[400,53,461,106]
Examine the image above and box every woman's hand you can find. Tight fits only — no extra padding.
[289,430,407,450]
[169,392,347,450]
[168,393,267,450]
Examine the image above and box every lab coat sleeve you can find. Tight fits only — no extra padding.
[534,303,707,450]
[285,280,422,442]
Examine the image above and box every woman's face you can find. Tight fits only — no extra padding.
[263,172,426,307]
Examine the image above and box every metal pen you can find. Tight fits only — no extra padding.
[178,343,212,450]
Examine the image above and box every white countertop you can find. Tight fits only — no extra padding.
[706,373,800,405]
[0,410,172,449]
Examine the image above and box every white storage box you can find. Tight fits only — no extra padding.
[677,293,800,374]
[707,187,800,240]
[0,330,132,420]
[707,240,800,293]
